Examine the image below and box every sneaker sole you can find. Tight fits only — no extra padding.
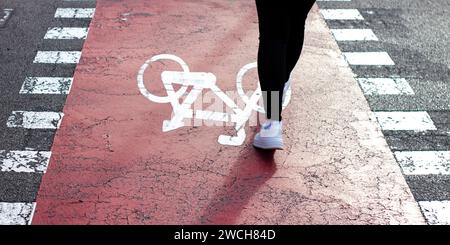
[252,141,284,150]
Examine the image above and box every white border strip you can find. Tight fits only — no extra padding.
[33,51,81,64]
[395,151,450,175]
[419,201,450,225]
[0,202,36,225]
[320,9,364,20]
[0,150,52,173]
[343,52,395,66]
[44,27,89,40]
[357,78,415,95]
[374,111,437,131]
[20,77,73,95]
[54,8,95,18]
[6,111,64,129]
[331,29,379,41]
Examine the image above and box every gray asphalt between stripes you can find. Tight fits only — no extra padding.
[0,173,42,202]
[317,0,450,203]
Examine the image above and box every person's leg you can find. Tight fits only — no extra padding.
[253,1,290,150]
[256,0,290,121]
[253,1,316,150]
[284,0,316,83]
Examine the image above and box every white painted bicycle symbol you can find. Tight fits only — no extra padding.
[137,54,291,146]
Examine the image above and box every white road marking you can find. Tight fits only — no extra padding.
[138,54,290,146]
[374,111,437,131]
[320,9,364,20]
[317,0,351,1]
[0,202,36,225]
[162,71,216,88]
[0,150,52,173]
[54,8,95,18]
[33,51,81,64]
[331,29,378,41]
[419,201,450,225]
[20,77,73,94]
[357,78,415,95]
[395,151,450,175]
[6,111,64,129]
[44,27,89,40]
[343,52,395,66]
[195,110,230,123]
[138,54,190,104]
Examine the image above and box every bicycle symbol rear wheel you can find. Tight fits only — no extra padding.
[137,54,190,104]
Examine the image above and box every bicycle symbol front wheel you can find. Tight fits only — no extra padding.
[236,63,292,114]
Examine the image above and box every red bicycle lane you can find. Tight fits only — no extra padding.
[32,1,424,224]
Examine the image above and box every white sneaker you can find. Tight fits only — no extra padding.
[253,120,284,150]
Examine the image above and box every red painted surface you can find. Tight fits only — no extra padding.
[33,0,284,224]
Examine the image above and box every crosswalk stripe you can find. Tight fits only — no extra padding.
[33,51,81,64]
[54,8,95,19]
[0,150,52,173]
[44,27,89,40]
[343,52,395,66]
[374,111,437,131]
[320,9,364,20]
[395,151,450,175]
[419,201,450,225]
[357,78,415,95]
[0,202,36,225]
[331,29,378,41]
[20,77,73,94]
[6,111,64,129]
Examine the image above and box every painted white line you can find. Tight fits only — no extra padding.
[419,201,450,225]
[320,9,364,20]
[374,111,437,131]
[162,71,216,88]
[20,77,73,95]
[33,51,81,64]
[0,202,36,225]
[6,111,64,129]
[395,151,450,175]
[331,29,378,41]
[44,27,89,40]
[54,8,95,18]
[343,52,395,66]
[0,150,51,173]
[357,78,415,95]
[195,110,230,122]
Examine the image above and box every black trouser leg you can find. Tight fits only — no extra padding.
[285,1,316,81]
[256,0,315,121]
